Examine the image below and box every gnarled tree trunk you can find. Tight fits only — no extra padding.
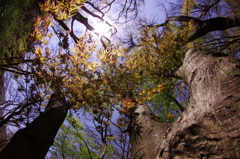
[129,49,240,158]
[0,94,71,159]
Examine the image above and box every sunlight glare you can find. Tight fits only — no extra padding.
[93,18,115,38]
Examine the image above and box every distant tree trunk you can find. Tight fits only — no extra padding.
[129,49,240,158]
[0,94,71,159]
[0,72,7,150]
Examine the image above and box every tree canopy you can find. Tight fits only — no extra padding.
[0,0,240,158]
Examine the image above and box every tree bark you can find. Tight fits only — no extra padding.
[129,49,240,158]
[0,94,71,159]
[129,104,171,158]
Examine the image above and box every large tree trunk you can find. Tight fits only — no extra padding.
[0,94,71,159]
[129,49,240,158]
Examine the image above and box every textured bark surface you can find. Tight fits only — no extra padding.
[0,94,71,159]
[129,104,171,159]
[130,49,240,159]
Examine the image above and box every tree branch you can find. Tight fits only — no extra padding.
[0,101,38,128]
[74,128,93,159]
[55,19,79,43]
[198,0,221,19]
[73,12,94,31]
[164,15,240,42]
[99,143,107,159]
[188,16,240,42]
[85,1,105,17]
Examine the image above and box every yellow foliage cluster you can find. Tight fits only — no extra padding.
[40,0,87,20]
[107,135,116,141]
[167,113,175,121]
[30,0,192,119]
[98,49,122,64]
[31,18,128,111]
[116,117,128,129]
[40,31,173,113]
[30,0,109,110]
[31,14,53,45]
[181,0,196,16]
[136,83,165,104]
[125,23,191,81]
[119,97,136,115]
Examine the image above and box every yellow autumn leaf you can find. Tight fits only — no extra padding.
[55,12,68,20]
[34,45,42,56]
[69,6,80,13]
[66,30,71,34]
[141,88,147,94]
[76,0,87,5]
[104,121,110,126]
[167,114,175,120]
[107,135,116,140]
[48,31,54,38]
[71,46,78,53]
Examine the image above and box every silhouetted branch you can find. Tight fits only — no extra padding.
[149,15,240,42]
[55,19,79,43]
[198,0,221,19]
